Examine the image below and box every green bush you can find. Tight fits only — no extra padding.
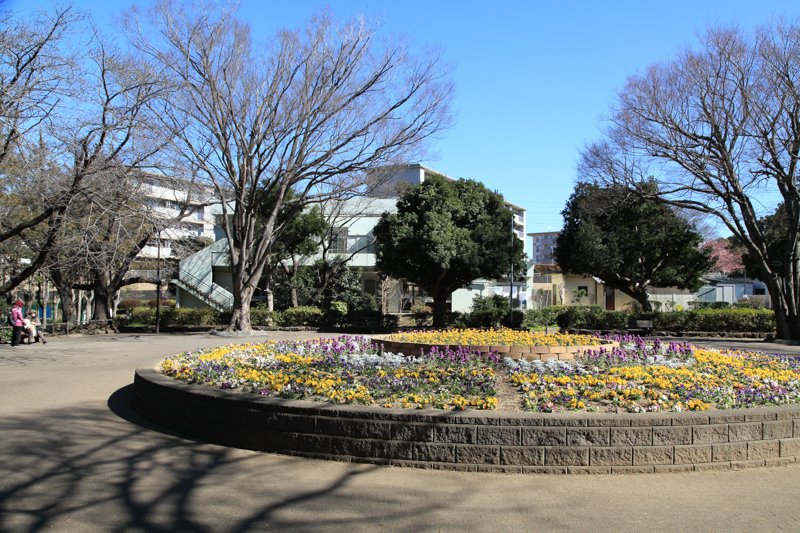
[250,308,279,327]
[118,299,145,311]
[555,306,628,330]
[690,308,774,332]
[125,306,156,325]
[323,301,348,326]
[651,311,690,331]
[410,303,432,327]
[280,306,322,327]
[469,295,509,328]
[522,306,563,329]
[162,307,217,326]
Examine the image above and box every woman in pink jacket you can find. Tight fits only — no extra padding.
[10,299,24,347]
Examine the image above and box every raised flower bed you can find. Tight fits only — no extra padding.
[374,328,613,360]
[135,333,800,473]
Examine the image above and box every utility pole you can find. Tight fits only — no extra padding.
[155,229,162,333]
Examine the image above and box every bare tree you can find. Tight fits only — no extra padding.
[580,23,800,339]
[128,1,453,331]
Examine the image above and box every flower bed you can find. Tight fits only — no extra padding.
[160,336,500,410]
[375,328,608,360]
[158,334,800,414]
[508,335,800,413]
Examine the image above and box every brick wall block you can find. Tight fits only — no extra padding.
[545,447,589,466]
[693,424,729,444]
[779,437,800,457]
[500,447,545,466]
[522,427,567,446]
[590,447,633,466]
[316,418,390,440]
[456,445,500,464]
[633,446,674,465]
[391,423,435,442]
[434,425,477,444]
[652,426,692,446]
[728,422,762,442]
[477,426,520,446]
[372,440,414,460]
[567,427,610,446]
[748,440,780,460]
[415,443,456,463]
[672,444,711,464]
[762,420,793,440]
[610,427,652,446]
[712,442,747,462]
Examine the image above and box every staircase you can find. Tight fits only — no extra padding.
[174,240,234,311]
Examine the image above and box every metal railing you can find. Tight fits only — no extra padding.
[175,269,233,311]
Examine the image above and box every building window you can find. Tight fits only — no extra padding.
[753,287,766,296]
[533,273,552,283]
[330,227,349,253]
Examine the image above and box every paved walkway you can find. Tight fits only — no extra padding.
[1,332,800,532]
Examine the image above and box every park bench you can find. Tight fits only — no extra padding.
[627,318,654,335]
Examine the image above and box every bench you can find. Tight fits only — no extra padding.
[627,319,654,335]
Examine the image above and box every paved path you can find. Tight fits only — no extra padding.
[2,332,800,532]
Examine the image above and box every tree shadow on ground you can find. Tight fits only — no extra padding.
[0,386,499,532]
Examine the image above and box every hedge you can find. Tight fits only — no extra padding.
[543,305,776,333]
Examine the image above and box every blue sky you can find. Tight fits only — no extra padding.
[9,0,800,235]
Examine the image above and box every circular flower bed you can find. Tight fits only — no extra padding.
[388,328,600,347]
[158,333,800,414]
[160,336,500,410]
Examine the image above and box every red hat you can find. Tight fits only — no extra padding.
[14,299,23,306]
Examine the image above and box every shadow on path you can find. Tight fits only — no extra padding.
[0,386,483,532]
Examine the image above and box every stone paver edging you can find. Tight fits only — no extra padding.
[371,335,618,361]
[134,368,800,474]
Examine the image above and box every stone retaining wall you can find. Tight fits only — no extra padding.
[371,335,617,361]
[134,369,800,474]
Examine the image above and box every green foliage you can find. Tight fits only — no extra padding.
[555,306,628,330]
[469,294,509,328]
[250,308,279,327]
[410,303,432,326]
[323,300,348,326]
[162,308,217,326]
[737,203,789,280]
[556,182,712,311]
[374,174,525,325]
[118,299,145,311]
[124,306,156,325]
[280,306,322,327]
[522,306,563,329]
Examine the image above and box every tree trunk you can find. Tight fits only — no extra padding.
[228,281,255,332]
[91,280,112,322]
[431,287,449,328]
[290,287,299,308]
[229,291,253,331]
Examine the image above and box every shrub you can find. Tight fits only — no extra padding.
[163,307,217,326]
[147,298,176,308]
[522,306,563,329]
[410,303,432,326]
[118,299,145,311]
[250,308,278,328]
[555,306,616,330]
[651,311,690,331]
[323,301,348,326]
[125,306,156,325]
[468,295,509,328]
[280,306,322,327]
[690,308,774,332]
[690,301,730,310]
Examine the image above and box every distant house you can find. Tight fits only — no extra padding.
[528,231,704,311]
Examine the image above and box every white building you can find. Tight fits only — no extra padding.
[173,163,527,313]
